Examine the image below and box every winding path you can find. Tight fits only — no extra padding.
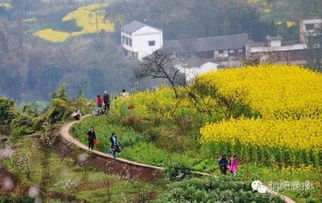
[59,115,295,203]
[60,115,165,170]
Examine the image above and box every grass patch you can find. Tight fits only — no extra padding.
[70,115,216,172]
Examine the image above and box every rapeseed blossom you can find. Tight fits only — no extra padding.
[197,64,322,119]
[199,64,322,156]
[34,3,114,42]
[200,117,322,152]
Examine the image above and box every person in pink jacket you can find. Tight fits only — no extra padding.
[228,155,238,176]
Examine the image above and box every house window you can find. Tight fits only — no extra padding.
[129,39,132,47]
[229,50,235,54]
[148,41,155,46]
[238,49,243,53]
[305,24,315,31]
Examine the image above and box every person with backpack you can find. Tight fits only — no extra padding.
[218,154,228,175]
[109,132,120,158]
[228,155,238,176]
[103,91,110,113]
[87,127,96,150]
[96,95,103,115]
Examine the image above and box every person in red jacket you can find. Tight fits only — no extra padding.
[96,95,103,114]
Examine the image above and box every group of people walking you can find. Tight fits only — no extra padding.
[71,89,130,157]
[95,89,129,115]
[218,154,238,175]
[73,89,239,172]
[87,128,121,158]
[95,91,111,115]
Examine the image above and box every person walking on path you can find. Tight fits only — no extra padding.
[103,91,110,113]
[87,127,96,150]
[96,95,104,114]
[218,154,228,175]
[228,155,238,176]
[109,133,120,158]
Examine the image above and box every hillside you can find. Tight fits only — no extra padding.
[70,64,322,202]
[0,0,138,102]
[1,1,322,201]
[0,77,291,202]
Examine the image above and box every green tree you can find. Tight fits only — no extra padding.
[51,85,68,101]
[0,96,17,125]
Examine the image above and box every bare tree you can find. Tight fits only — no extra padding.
[135,51,184,98]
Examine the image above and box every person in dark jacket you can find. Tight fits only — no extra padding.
[103,91,110,113]
[218,154,228,175]
[109,132,120,157]
[87,127,96,150]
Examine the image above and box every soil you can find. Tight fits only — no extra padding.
[0,166,16,192]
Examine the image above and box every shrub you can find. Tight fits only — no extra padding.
[157,177,283,202]
[165,163,192,181]
[0,96,17,125]
[11,114,34,136]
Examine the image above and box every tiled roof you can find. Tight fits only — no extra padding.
[121,20,147,34]
[163,33,249,53]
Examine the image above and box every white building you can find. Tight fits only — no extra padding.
[178,61,218,83]
[121,21,163,61]
[300,19,322,44]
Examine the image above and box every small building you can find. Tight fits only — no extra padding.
[300,19,322,44]
[177,61,219,83]
[265,35,283,47]
[163,33,248,61]
[121,20,163,61]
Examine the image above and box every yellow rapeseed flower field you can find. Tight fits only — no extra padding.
[34,3,114,42]
[200,117,322,152]
[34,29,71,42]
[197,64,322,119]
[199,64,322,158]
[63,3,114,36]
[0,3,11,9]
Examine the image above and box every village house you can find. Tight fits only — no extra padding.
[246,19,322,65]
[121,19,321,66]
[121,20,163,61]
[177,61,219,83]
[246,35,307,64]
[163,33,248,61]
[300,19,322,44]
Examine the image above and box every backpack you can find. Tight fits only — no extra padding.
[104,93,110,103]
